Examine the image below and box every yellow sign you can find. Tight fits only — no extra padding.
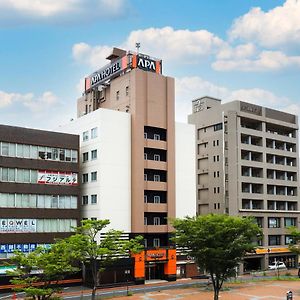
[255,247,290,254]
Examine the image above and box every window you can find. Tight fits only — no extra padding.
[126,86,129,96]
[144,195,147,203]
[153,238,160,247]
[65,149,71,161]
[154,134,160,140]
[1,142,9,156]
[116,90,120,100]
[285,235,293,245]
[154,154,160,161]
[91,149,97,160]
[83,152,89,162]
[144,133,147,139]
[82,196,88,205]
[91,127,98,139]
[71,150,78,162]
[214,123,223,131]
[91,194,97,204]
[154,195,160,203]
[268,235,281,246]
[268,217,280,228]
[82,173,88,183]
[144,153,147,160]
[144,217,147,225]
[154,217,160,225]
[154,174,160,181]
[91,171,97,182]
[144,174,147,181]
[284,217,296,227]
[83,131,89,141]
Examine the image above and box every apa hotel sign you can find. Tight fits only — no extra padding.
[85,52,162,92]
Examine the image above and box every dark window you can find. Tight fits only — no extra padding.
[214,123,223,131]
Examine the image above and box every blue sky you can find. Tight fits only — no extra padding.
[0,0,299,129]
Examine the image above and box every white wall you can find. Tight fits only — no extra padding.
[56,108,131,234]
[175,122,196,218]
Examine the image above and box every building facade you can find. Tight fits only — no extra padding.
[188,97,300,271]
[0,125,80,263]
[60,48,196,283]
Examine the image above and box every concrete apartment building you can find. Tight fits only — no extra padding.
[60,47,196,284]
[188,97,300,272]
[0,125,80,265]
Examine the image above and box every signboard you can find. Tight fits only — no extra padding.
[132,54,162,74]
[0,219,36,233]
[193,99,205,113]
[255,247,290,254]
[37,170,78,185]
[240,101,262,116]
[85,55,128,91]
[145,249,167,261]
[0,243,50,254]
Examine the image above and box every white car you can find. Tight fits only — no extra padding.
[268,262,286,270]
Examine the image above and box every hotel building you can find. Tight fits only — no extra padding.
[188,97,300,271]
[60,48,196,283]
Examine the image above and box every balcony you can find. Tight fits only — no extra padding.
[144,181,167,191]
[144,160,167,170]
[144,225,168,233]
[144,203,168,213]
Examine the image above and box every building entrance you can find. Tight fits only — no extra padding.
[146,263,164,280]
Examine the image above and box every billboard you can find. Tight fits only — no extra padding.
[37,170,78,185]
[85,55,128,91]
[132,54,162,74]
[0,219,36,233]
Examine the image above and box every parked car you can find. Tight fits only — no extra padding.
[268,262,286,270]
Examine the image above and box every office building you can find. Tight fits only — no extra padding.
[0,125,80,262]
[188,97,300,271]
[60,48,196,283]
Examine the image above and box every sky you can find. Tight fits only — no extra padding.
[0,0,299,130]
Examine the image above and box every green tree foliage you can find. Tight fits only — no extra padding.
[65,219,143,300]
[173,214,262,300]
[287,226,300,254]
[8,241,79,300]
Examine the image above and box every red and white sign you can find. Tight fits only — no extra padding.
[38,171,78,185]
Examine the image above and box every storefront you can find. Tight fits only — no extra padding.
[132,249,176,283]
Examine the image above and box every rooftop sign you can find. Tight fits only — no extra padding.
[84,52,162,92]
[85,56,128,91]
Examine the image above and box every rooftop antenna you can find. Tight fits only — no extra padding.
[135,42,140,54]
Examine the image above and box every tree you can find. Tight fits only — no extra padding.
[173,214,262,300]
[8,241,79,300]
[287,226,300,254]
[65,219,143,300]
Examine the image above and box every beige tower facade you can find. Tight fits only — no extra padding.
[189,97,300,271]
[77,48,177,281]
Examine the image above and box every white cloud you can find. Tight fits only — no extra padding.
[72,26,226,69]
[175,76,293,122]
[0,90,58,112]
[216,43,256,60]
[72,43,112,69]
[212,50,300,72]
[229,0,300,48]
[123,26,225,62]
[0,0,127,25]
